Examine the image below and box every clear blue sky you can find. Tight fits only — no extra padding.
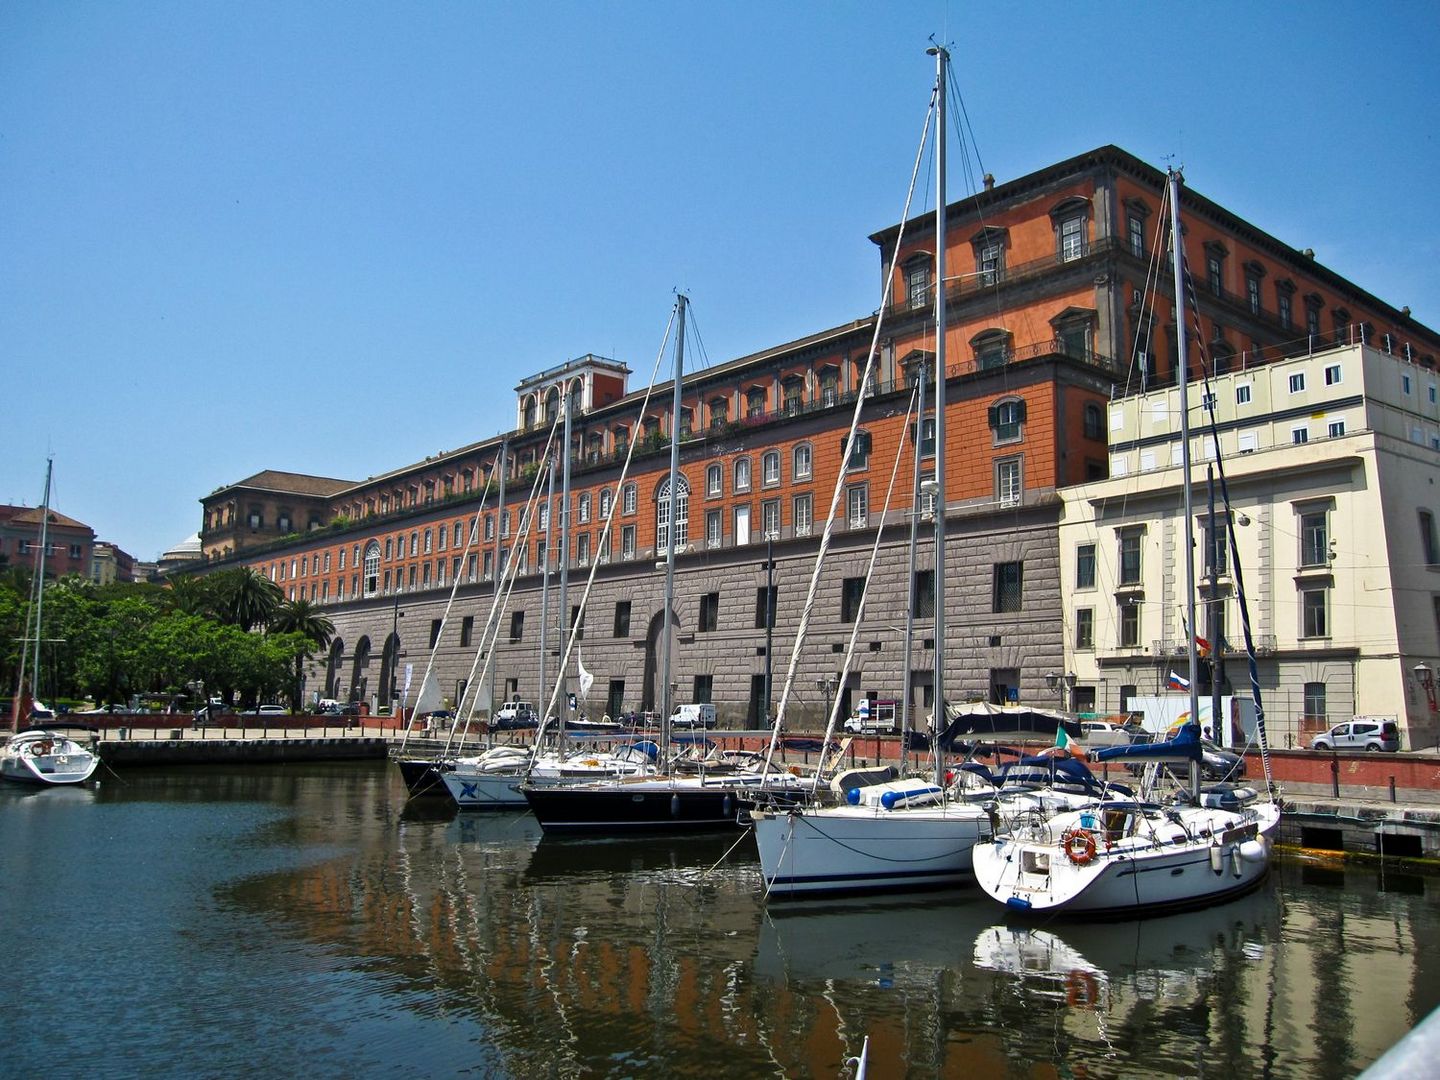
[4,1,1437,562]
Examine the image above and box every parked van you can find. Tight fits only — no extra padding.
[1310,717,1400,752]
[494,701,538,729]
[670,703,717,729]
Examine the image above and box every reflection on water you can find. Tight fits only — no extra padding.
[3,764,1437,1078]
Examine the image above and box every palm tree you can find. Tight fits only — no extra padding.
[269,598,335,712]
[214,567,282,632]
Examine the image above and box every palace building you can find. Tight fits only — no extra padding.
[192,145,1440,730]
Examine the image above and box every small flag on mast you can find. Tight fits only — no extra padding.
[1167,670,1190,691]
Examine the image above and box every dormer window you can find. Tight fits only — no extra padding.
[971,328,1013,371]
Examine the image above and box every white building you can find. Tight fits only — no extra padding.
[1058,341,1440,750]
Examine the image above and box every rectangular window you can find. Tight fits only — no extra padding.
[992,562,1023,613]
[912,568,935,619]
[1328,419,1346,438]
[761,499,780,538]
[509,611,524,642]
[569,605,584,640]
[1278,292,1292,328]
[1118,532,1142,585]
[793,494,813,537]
[1291,426,1309,445]
[1302,588,1328,638]
[1289,372,1305,394]
[1247,276,1261,314]
[847,485,868,528]
[623,486,637,515]
[706,465,722,497]
[1203,518,1228,575]
[841,576,866,623]
[1119,601,1140,647]
[1127,214,1144,257]
[1236,383,1252,405]
[692,674,713,705]
[460,615,474,648]
[754,585,776,630]
[1207,256,1222,296]
[1300,509,1328,567]
[1076,543,1096,589]
[482,550,493,578]
[1403,374,1413,395]
[1075,608,1094,650]
[576,533,590,565]
[996,457,1021,507]
[762,453,780,485]
[706,509,722,548]
[606,600,630,639]
[429,619,442,649]
[1325,363,1342,385]
[621,525,636,559]
[1421,509,1440,567]
[1303,682,1327,725]
[1060,216,1084,261]
[698,592,719,633]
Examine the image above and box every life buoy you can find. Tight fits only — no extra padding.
[1066,969,1100,1008]
[1062,827,1098,865]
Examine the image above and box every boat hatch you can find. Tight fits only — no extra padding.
[1021,849,1051,876]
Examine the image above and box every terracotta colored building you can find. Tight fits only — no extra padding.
[190,146,1440,725]
[0,505,96,580]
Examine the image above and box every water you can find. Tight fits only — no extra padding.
[3,762,1435,1079]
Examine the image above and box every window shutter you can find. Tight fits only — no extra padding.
[987,404,999,429]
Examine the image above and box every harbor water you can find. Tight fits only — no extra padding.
[3,760,1436,1078]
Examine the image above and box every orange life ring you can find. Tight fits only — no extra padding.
[1062,827,1098,865]
[1066,969,1100,1008]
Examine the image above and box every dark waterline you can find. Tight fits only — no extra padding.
[3,762,1435,1078]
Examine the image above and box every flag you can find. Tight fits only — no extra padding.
[1195,633,1211,657]
[577,650,594,701]
[1168,670,1190,691]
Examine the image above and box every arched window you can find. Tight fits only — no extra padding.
[363,541,381,596]
[656,476,690,552]
[706,463,722,497]
[761,450,781,486]
[988,397,1027,443]
[622,484,637,515]
[523,396,537,430]
[971,329,1013,370]
[734,457,752,492]
[578,492,591,524]
[599,488,612,519]
[793,443,812,480]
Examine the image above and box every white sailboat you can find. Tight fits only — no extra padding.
[970,167,1281,917]
[2,459,100,787]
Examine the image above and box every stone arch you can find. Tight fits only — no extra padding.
[379,632,400,708]
[642,606,681,715]
[324,638,344,699]
[350,636,371,704]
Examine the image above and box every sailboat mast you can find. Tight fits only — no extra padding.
[1168,168,1202,771]
[901,357,926,776]
[558,388,573,741]
[660,295,687,762]
[539,450,556,714]
[929,45,949,788]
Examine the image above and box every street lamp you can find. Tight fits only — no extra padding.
[817,674,839,729]
[1044,671,1076,712]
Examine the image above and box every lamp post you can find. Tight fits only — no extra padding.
[1045,671,1076,712]
[763,531,778,729]
[817,674,838,730]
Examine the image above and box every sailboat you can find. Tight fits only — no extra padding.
[2,459,100,787]
[521,295,812,832]
[970,167,1281,916]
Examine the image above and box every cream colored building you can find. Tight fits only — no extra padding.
[1058,341,1440,750]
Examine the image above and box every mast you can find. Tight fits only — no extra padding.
[484,439,507,723]
[539,449,556,718]
[901,358,926,776]
[928,44,949,788]
[660,294,687,767]
[558,383,573,743]
[14,458,53,732]
[1168,167,1202,799]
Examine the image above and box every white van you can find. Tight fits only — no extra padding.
[494,701,537,729]
[670,703,717,729]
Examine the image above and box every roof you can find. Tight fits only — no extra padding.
[207,470,356,500]
[0,504,93,531]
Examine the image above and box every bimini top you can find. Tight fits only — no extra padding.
[1093,721,1204,764]
[936,702,1082,750]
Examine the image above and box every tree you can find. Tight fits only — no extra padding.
[269,599,335,711]
[212,567,282,632]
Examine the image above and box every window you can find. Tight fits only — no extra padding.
[621,524,636,559]
[1059,215,1085,261]
[992,562,1023,613]
[842,431,871,471]
[1301,588,1328,638]
[847,485,868,528]
[820,370,839,407]
[623,484,637,515]
[912,568,935,618]
[1246,274,1261,314]
[793,493,813,537]
[755,585,777,629]
[706,510,722,548]
[706,464,722,497]
[1075,608,1094,650]
[734,458,752,492]
[509,611,525,642]
[1083,403,1103,440]
[1289,372,1305,394]
[762,450,781,486]
[841,576,866,622]
[996,458,1021,507]
[1291,426,1309,445]
[793,443,812,479]
[917,416,936,457]
[1207,254,1223,296]
[599,489,612,519]
[656,476,690,552]
[410,531,419,556]
[1294,509,1330,570]
[746,388,766,418]
[1118,600,1140,647]
[905,257,932,309]
[1127,213,1145,258]
[423,528,432,554]
[783,380,803,414]
[973,330,1011,370]
[363,541,380,596]
[1203,517,1228,575]
[692,674,713,705]
[614,601,631,637]
[989,398,1025,443]
[1303,682,1327,726]
[429,619,442,649]
[1076,544,1096,589]
[576,533,590,565]
[1421,509,1440,567]
[919,474,937,518]
[761,499,780,537]
[1328,419,1346,438]
[1402,373,1413,396]
[539,502,550,531]
[1118,531,1142,586]
[1277,289,1293,329]
[578,493,591,524]
[1236,383,1252,405]
[709,397,729,429]
[501,511,511,538]
[484,515,495,542]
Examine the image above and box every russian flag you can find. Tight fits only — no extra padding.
[1168,670,1190,691]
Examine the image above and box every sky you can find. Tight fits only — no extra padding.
[4,1,1438,562]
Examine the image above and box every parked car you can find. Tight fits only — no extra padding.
[1310,718,1400,752]
[241,704,289,717]
[1078,720,1132,747]
[1200,739,1246,781]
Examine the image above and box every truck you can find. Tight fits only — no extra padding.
[670,703,717,729]
[843,698,898,734]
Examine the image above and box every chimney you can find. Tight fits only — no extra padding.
[983,173,995,191]
[1302,248,1315,258]
[1402,306,1412,318]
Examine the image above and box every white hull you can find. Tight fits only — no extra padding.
[972,800,1281,917]
[752,801,992,897]
[442,747,654,810]
[1,731,100,786]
